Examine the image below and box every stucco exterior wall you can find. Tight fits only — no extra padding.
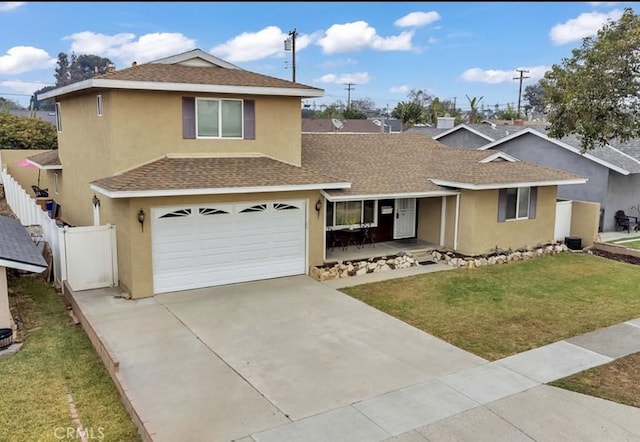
[456,187,557,256]
[110,190,323,299]
[0,149,55,198]
[437,131,490,149]
[569,200,600,247]
[444,195,457,249]
[487,132,608,208]
[605,172,640,231]
[417,197,443,245]
[54,90,303,227]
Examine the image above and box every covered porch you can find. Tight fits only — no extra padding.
[325,238,439,263]
[321,192,460,264]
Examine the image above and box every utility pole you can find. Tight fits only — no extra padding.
[513,69,530,120]
[345,82,355,108]
[452,96,457,113]
[284,28,298,82]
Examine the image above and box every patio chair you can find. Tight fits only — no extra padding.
[327,227,346,251]
[31,185,48,198]
[614,210,639,233]
[359,223,375,248]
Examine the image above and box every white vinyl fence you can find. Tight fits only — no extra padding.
[554,199,573,241]
[1,168,118,291]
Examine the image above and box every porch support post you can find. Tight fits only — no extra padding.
[454,193,460,251]
[440,196,446,246]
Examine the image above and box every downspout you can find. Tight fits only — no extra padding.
[454,193,460,251]
[439,196,446,246]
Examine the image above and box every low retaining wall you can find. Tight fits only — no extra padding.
[590,241,640,265]
[62,281,152,442]
[311,243,571,281]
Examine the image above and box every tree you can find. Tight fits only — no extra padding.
[541,7,640,151]
[523,82,546,114]
[496,104,518,120]
[466,95,484,123]
[0,97,24,111]
[0,112,58,149]
[30,85,56,111]
[54,51,114,87]
[342,107,367,119]
[391,101,425,131]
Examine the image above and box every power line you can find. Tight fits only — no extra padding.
[344,83,355,108]
[513,69,530,120]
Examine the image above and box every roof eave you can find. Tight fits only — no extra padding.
[429,178,588,190]
[39,79,324,100]
[321,189,459,202]
[0,257,47,273]
[90,182,351,199]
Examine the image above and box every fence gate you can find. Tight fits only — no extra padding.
[63,225,118,291]
[555,200,573,241]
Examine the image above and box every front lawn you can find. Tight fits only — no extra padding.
[0,274,141,442]
[341,253,640,361]
[608,236,640,249]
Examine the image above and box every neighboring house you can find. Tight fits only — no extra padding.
[477,128,640,232]
[0,215,48,332]
[302,118,384,133]
[34,48,587,299]
[9,109,58,126]
[427,122,529,149]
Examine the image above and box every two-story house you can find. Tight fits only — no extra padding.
[35,49,590,299]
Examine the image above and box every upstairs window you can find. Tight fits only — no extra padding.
[96,95,103,116]
[55,102,62,132]
[182,97,254,140]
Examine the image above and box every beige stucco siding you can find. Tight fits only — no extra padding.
[54,90,303,226]
[0,149,55,199]
[444,195,457,249]
[417,197,442,245]
[456,187,557,256]
[570,200,600,247]
[111,190,323,299]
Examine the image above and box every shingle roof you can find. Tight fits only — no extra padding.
[27,150,61,169]
[302,119,384,133]
[301,133,584,197]
[91,156,348,195]
[97,62,322,92]
[0,216,47,272]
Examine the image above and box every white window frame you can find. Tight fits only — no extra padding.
[326,200,378,229]
[195,97,243,139]
[55,102,62,132]
[96,94,103,116]
[53,173,59,195]
[505,187,530,221]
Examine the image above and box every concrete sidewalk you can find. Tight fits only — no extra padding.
[67,278,640,442]
[250,318,640,441]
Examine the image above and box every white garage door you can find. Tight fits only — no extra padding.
[151,199,307,294]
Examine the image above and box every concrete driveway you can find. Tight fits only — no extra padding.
[72,275,486,441]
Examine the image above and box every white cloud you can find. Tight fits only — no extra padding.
[0,2,25,12]
[389,85,409,93]
[0,80,51,95]
[64,31,196,65]
[316,72,370,84]
[0,46,56,75]
[317,21,414,54]
[461,66,550,84]
[549,9,623,45]
[394,11,441,28]
[211,26,315,63]
[588,2,622,6]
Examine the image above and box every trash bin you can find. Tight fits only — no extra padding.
[0,328,13,350]
[564,236,582,250]
[45,201,53,212]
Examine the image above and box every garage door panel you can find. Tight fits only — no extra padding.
[152,200,307,294]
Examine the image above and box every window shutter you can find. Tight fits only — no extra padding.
[182,97,196,139]
[528,186,537,219]
[497,189,507,222]
[243,99,255,140]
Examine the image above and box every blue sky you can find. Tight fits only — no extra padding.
[0,1,636,111]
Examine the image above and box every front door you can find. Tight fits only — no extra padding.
[393,198,416,239]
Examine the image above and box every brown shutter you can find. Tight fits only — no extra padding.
[497,189,507,222]
[182,97,196,139]
[243,99,255,140]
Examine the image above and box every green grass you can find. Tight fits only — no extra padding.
[0,274,141,442]
[609,237,640,249]
[550,352,640,408]
[342,253,640,361]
